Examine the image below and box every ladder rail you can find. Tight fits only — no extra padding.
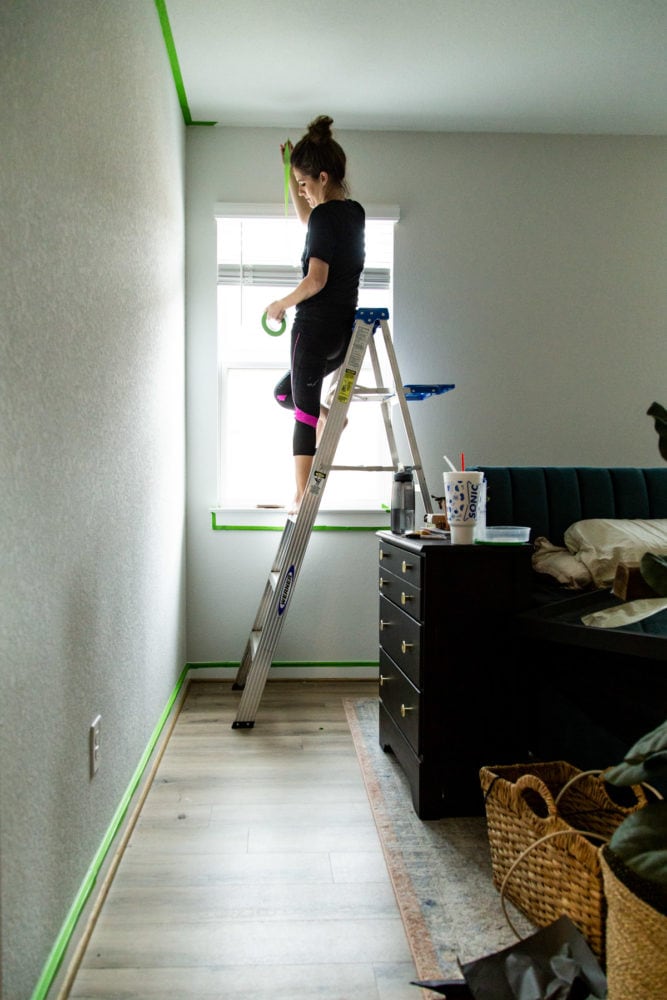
[366,332,401,470]
[232,316,375,727]
[232,308,441,727]
[377,318,434,517]
[234,519,295,690]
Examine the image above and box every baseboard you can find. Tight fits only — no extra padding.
[187,661,379,680]
[41,669,191,1000]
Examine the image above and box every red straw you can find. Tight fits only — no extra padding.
[460,451,465,472]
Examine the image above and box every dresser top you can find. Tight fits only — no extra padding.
[377,530,532,561]
[377,530,451,554]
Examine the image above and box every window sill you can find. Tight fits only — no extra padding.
[211,506,390,531]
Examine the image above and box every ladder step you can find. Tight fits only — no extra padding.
[351,386,391,397]
[330,464,419,472]
[403,383,456,400]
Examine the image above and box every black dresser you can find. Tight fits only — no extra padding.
[377,531,533,818]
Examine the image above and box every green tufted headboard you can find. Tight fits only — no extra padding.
[473,467,667,547]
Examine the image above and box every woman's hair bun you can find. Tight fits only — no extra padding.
[307,115,334,142]
[291,114,347,191]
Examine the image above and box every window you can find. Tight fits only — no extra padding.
[215,205,398,510]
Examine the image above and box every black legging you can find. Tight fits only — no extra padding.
[274,314,354,456]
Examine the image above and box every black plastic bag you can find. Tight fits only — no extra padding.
[412,916,607,999]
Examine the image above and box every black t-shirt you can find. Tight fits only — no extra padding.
[296,199,366,322]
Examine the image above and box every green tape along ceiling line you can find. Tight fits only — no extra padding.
[155,0,217,126]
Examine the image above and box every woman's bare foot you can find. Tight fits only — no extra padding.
[288,494,302,515]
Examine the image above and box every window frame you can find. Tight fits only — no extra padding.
[213,203,400,518]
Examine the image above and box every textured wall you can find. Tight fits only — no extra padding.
[186,126,667,664]
[0,2,186,996]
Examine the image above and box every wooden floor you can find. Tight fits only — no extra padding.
[65,679,421,1000]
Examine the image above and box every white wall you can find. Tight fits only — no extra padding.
[2,5,665,992]
[186,127,667,666]
[0,3,186,996]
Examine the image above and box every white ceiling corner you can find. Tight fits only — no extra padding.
[164,0,667,135]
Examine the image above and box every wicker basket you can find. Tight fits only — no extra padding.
[479,760,647,958]
[601,844,667,999]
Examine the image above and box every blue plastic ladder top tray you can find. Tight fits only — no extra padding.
[403,384,455,401]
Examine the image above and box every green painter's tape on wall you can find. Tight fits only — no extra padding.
[155,0,217,126]
[30,667,190,1000]
[284,141,291,214]
[210,512,387,532]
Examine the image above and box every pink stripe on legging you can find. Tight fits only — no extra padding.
[295,407,318,428]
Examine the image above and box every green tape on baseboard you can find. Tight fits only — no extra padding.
[30,666,190,1000]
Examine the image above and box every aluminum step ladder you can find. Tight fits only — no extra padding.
[231,306,452,728]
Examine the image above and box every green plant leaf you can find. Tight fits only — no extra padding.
[605,718,667,785]
[647,401,667,462]
[608,802,667,884]
[640,552,667,597]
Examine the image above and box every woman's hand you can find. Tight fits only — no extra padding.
[265,300,286,323]
[280,140,293,162]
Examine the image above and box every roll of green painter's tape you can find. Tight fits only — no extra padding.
[262,311,286,336]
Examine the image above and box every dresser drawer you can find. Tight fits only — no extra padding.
[379,594,422,687]
[379,649,421,754]
[378,568,422,619]
[378,541,422,589]
[376,531,534,819]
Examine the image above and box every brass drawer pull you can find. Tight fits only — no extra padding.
[400,591,413,605]
[400,703,414,717]
[379,619,391,631]
[379,547,391,561]
[379,674,389,686]
[379,576,391,590]
[401,640,414,654]
[401,560,413,574]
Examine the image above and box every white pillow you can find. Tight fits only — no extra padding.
[532,536,594,589]
[564,518,667,588]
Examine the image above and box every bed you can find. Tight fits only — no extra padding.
[473,466,667,771]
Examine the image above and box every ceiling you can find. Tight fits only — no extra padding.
[164,0,667,135]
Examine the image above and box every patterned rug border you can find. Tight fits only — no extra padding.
[344,697,537,992]
[343,697,442,984]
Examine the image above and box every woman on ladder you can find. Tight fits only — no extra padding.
[266,115,365,513]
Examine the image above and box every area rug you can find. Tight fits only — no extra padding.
[344,697,536,987]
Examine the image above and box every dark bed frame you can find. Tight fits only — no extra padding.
[476,466,667,546]
[474,466,667,771]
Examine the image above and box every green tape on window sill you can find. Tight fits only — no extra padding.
[211,512,387,532]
